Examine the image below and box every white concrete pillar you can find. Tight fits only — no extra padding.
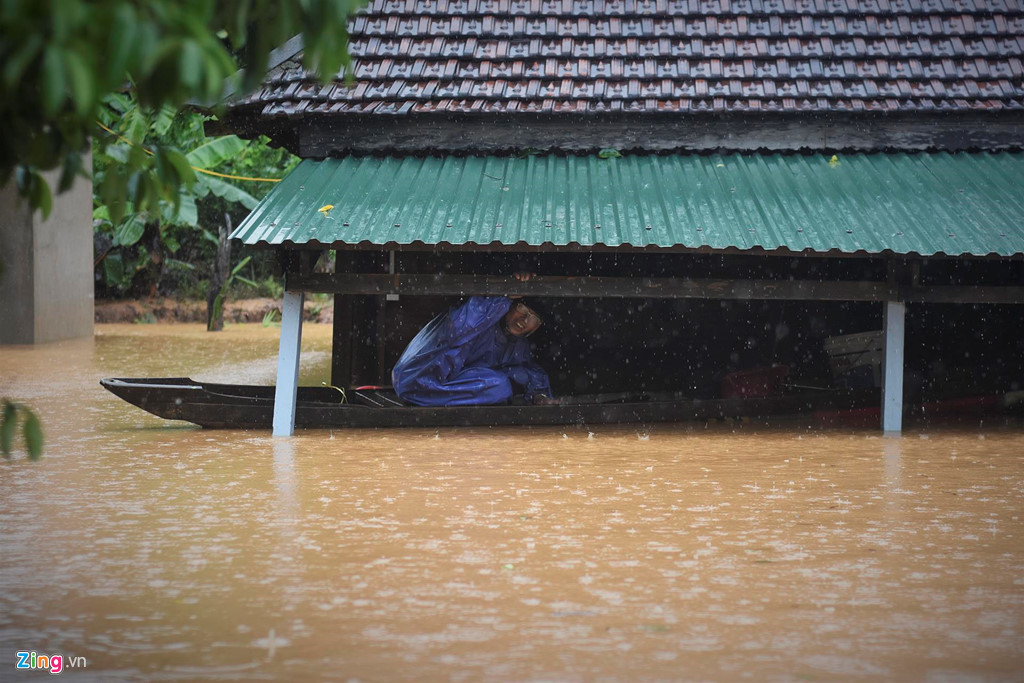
[882,300,906,433]
[0,157,94,344]
[273,291,305,436]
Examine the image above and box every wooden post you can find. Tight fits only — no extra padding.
[882,300,906,433]
[331,295,354,388]
[273,290,305,436]
[331,252,355,389]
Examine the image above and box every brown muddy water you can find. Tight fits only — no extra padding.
[1,323,1022,682]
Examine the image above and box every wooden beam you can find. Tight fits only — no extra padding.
[288,273,893,301]
[287,113,1024,158]
[899,285,1024,305]
[288,273,1024,304]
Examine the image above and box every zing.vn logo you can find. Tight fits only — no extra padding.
[15,651,87,675]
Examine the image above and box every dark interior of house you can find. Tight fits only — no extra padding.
[332,249,1024,401]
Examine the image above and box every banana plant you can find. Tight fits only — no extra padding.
[93,93,264,295]
[208,255,258,331]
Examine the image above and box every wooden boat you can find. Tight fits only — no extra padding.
[101,377,881,429]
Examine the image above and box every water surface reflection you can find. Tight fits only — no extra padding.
[1,324,1021,681]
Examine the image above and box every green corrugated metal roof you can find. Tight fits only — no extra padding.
[232,152,1024,257]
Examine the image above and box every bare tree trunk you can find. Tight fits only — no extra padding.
[206,214,233,332]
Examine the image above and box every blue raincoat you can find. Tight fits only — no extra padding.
[392,296,553,406]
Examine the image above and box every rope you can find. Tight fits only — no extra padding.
[95,120,283,183]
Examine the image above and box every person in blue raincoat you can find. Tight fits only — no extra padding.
[392,295,554,406]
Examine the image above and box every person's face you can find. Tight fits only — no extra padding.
[504,302,542,337]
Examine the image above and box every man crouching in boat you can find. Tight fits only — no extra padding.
[392,293,555,407]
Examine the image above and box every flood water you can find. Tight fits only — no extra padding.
[2,323,1022,681]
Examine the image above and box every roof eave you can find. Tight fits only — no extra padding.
[214,108,1024,157]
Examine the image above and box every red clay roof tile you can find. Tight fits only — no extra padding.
[234,0,1024,120]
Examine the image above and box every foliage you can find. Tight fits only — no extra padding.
[92,93,293,296]
[1,0,366,216]
[241,276,286,300]
[2,1,360,464]
[208,255,257,330]
[1,401,43,461]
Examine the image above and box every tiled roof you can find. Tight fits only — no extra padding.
[233,0,1024,117]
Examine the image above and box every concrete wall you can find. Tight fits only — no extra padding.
[0,182,36,344]
[0,158,94,344]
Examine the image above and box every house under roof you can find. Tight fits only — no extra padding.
[216,0,1024,435]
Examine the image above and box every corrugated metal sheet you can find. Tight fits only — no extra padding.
[232,152,1024,257]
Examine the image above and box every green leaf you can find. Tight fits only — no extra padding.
[186,136,247,169]
[167,193,198,226]
[1,402,16,457]
[30,173,53,219]
[165,258,195,271]
[23,410,43,461]
[50,0,85,42]
[234,275,259,288]
[101,143,132,164]
[197,174,259,209]
[230,255,253,277]
[179,40,203,90]
[127,142,149,169]
[123,105,148,145]
[202,49,230,102]
[114,215,146,247]
[191,180,211,199]
[64,50,96,117]
[41,46,68,116]
[128,169,154,213]
[164,148,196,186]
[103,252,126,288]
[57,151,83,193]
[100,92,132,117]
[598,148,622,159]
[152,105,178,137]
[3,33,43,89]
[105,4,138,85]
[99,167,128,225]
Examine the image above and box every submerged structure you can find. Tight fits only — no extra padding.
[134,0,1024,434]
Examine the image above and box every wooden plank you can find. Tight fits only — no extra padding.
[899,285,1024,305]
[289,273,1024,303]
[350,296,380,385]
[289,114,1024,158]
[375,295,388,383]
[287,273,894,301]
[330,295,354,387]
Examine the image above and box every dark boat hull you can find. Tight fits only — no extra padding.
[101,377,880,429]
